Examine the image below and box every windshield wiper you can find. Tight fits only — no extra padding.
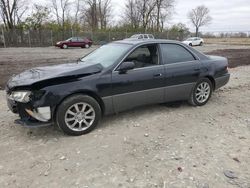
[77,58,85,63]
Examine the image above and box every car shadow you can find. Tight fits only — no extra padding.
[98,101,187,130]
[16,101,188,139]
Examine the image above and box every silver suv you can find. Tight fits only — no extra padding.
[128,34,155,40]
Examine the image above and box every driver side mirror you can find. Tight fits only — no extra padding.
[118,61,135,73]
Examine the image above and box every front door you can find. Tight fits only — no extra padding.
[111,44,165,112]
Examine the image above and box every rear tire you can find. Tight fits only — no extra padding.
[56,94,101,136]
[189,43,192,46]
[85,44,90,48]
[200,42,203,46]
[189,78,212,106]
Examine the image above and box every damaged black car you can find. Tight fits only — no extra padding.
[6,39,230,135]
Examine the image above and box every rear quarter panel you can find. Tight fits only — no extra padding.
[201,56,229,79]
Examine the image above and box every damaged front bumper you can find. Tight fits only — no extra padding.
[14,119,52,128]
[7,97,53,127]
[25,107,51,122]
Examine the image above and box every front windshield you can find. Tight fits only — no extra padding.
[80,43,132,68]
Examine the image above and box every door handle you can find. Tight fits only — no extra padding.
[153,73,163,78]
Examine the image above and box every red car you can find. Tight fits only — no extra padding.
[55,37,93,49]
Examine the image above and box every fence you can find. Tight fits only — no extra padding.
[0,28,189,48]
[1,28,250,48]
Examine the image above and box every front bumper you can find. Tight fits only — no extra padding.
[7,97,52,127]
[215,73,230,90]
[7,97,18,113]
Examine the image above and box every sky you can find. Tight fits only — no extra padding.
[112,0,250,32]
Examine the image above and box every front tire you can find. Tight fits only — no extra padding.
[189,78,212,106]
[200,42,203,46]
[62,44,68,49]
[189,43,192,46]
[56,95,101,136]
[85,44,90,48]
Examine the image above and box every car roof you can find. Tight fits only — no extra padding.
[113,39,183,45]
[112,39,209,60]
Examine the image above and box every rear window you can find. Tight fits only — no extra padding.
[161,44,196,64]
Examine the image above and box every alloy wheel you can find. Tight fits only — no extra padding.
[64,102,95,131]
[195,82,211,103]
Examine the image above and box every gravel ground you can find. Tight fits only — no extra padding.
[0,45,250,188]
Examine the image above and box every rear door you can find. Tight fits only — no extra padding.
[77,37,85,47]
[160,43,201,102]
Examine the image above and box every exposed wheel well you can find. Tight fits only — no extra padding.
[205,76,215,90]
[53,91,105,122]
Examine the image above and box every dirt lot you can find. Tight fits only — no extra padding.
[205,38,250,46]
[0,45,250,188]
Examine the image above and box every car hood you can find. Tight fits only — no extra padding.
[7,61,103,89]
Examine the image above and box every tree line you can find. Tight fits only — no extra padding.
[0,0,212,37]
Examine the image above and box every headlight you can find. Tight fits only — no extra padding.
[56,42,61,44]
[9,91,31,103]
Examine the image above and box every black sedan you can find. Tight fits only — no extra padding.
[6,39,230,135]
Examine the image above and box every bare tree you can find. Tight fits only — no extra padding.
[83,0,112,30]
[123,0,174,32]
[0,0,28,29]
[73,0,81,26]
[140,0,157,31]
[25,4,50,30]
[98,0,111,29]
[83,0,98,30]
[124,0,141,29]
[155,0,174,32]
[50,0,71,38]
[123,0,157,31]
[187,5,212,37]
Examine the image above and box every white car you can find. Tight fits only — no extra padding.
[182,37,204,46]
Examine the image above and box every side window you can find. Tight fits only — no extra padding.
[71,37,78,42]
[161,44,195,64]
[123,44,159,69]
[78,37,84,42]
[138,35,143,39]
[143,34,148,39]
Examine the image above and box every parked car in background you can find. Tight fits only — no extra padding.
[6,39,230,136]
[55,37,93,49]
[125,34,155,40]
[182,37,204,46]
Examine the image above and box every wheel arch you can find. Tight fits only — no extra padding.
[52,90,105,121]
[204,75,215,90]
